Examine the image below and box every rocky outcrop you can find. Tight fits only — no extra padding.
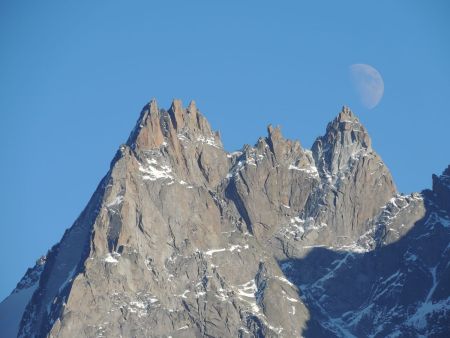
[307,106,397,242]
[281,168,450,337]
[432,165,450,213]
[0,101,448,338]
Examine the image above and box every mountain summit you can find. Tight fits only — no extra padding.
[1,100,449,337]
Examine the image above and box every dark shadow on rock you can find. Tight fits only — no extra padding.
[279,188,450,337]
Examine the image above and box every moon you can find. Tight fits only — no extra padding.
[349,64,384,109]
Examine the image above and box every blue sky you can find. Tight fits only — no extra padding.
[0,1,449,299]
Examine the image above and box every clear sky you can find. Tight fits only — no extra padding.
[0,1,449,299]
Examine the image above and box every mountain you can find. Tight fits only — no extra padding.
[1,100,449,338]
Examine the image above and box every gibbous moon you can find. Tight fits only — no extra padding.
[349,64,384,109]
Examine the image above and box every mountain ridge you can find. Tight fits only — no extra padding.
[1,99,448,338]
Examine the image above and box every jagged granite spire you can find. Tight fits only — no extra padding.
[305,106,397,240]
[312,105,372,177]
[127,99,165,149]
[128,99,221,150]
[1,102,448,338]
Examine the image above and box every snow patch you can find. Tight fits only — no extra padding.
[204,244,249,256]
[288,164,319,178]
[197,135,220,148]
[106,195,123,208]
[104,252,121,264]
[139,159,173,181]
[234,280,260,313]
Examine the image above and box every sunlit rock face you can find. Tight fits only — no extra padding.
[1,102,448,338]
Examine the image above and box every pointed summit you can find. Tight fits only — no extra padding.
[127,99,164,149]
[308,106,397,242]
[187,100,197,114]
[264,124,303,162]
[149,98,159,114]
[342,105,351,114]
[267,124,283,144]
[266,124,283,158]
[312,106,372,176]
[127,98,164,149]
[432,165,450,213]
[167,99,210,134]
[126,98,223,154]
[336,105,359,123]
[168,99,185,129]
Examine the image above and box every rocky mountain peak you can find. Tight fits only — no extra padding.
[2,100,448,338]
[327,105,371,149]
[265,124,303,162]
[336,105,358,122]
[167,99,184,129]
[148,98,159,114]
[187,100,197,114]
[312,106,372,177]
[166,99,217,137]
[266,124,283,156]
[432,165,450,212]
[127,99,221,153]
[122,99,228,189]
[126,99,164,149]
[303,107,397,241]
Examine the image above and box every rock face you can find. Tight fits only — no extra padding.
[0,101,449,338]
